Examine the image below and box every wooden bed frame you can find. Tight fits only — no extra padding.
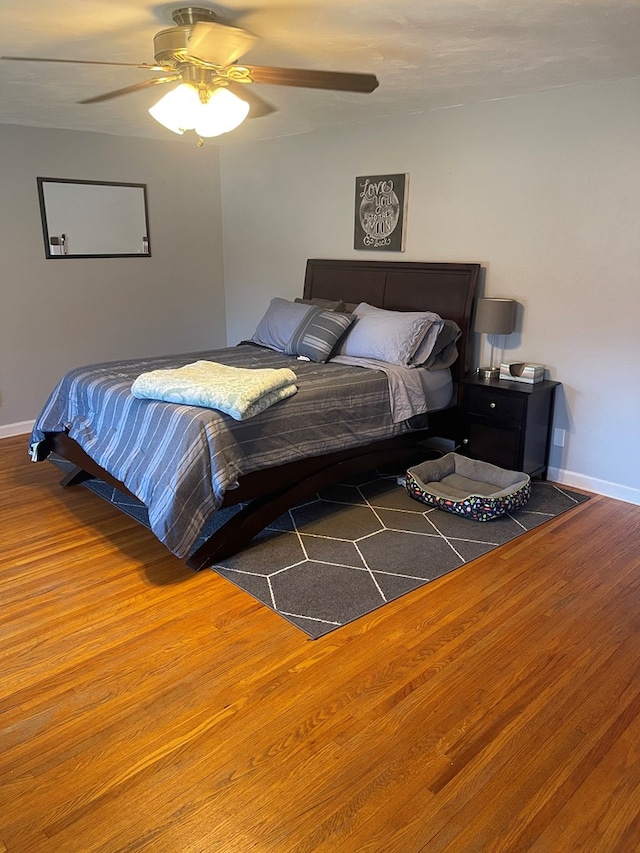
[46,258,479,569]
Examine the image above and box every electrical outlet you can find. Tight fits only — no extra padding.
[553,428,566,447]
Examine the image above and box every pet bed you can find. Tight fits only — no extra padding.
[405,452,531,521]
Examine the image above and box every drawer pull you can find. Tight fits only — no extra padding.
[489,402,496,409]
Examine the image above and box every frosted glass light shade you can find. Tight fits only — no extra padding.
[148,83,201,134]
[148,84,250,137]
[194,88,250,137]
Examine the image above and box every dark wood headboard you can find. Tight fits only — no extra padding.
[303,258,480,388]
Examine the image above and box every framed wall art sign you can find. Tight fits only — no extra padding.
[354,173,408,252]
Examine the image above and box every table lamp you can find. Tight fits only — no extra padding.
[473,297,516,379]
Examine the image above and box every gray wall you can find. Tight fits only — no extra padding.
[2,79,638,505]
[0,124,226,431]
[220,78,640,504]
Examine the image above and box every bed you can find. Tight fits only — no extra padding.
[30,258,479,569]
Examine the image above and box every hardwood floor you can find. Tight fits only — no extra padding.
[1,432,639,852]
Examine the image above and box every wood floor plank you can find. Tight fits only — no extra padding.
[1,433,639,852]
[527,707,640,852]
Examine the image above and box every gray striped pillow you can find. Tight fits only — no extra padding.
[286,307,355,362]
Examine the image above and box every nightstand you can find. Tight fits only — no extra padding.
[460,375,560,478]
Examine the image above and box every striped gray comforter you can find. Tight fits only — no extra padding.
[30,345,412,558]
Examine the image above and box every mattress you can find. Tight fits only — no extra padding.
[416,367,454,413]
[330,353,453,420]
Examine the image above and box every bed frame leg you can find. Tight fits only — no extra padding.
[60,465,96,487]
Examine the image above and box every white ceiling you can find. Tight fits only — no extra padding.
[1,0,639,146]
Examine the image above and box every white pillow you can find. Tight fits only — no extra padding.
[337,302,443,366]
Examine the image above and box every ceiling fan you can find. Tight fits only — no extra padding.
[1,6,379,141]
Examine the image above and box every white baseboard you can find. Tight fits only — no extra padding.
[0,420,34,439]
[548,466,640,507]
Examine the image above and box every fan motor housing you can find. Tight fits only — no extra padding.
[153,26,197,68]
[154,7,222,67]
[171,6,218,26]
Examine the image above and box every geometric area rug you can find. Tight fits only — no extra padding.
[65,458,590,639]
[203,473,589,638]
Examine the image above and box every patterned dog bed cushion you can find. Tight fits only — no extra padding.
[405,453,531,521]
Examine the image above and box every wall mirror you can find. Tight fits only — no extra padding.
[37,177,151,258]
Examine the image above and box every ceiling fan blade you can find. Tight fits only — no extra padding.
[225,82,277,119]
[245,66,379,93]
[0,55,163,70]
[78,75,180,104]
[186,21,258,67]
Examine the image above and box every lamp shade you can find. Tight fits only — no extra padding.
[473,298,516,335]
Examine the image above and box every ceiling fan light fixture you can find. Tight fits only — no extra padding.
[193,87,250,137]
[148,82,200,134]
[2,14,379,140]
[148,82,250,138]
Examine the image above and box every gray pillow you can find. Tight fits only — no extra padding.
[251,297,313,352]
[294,297,347,312]
[414,319,462,369]
[337,302,443,366]
[286,307,355,362]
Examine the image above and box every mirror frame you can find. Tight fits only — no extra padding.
[37,177,151,259]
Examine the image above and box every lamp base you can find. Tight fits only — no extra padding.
[476,366,500,380]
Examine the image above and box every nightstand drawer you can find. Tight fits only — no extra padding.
[464,386,526,422]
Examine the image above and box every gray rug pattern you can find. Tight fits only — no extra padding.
[59,456,589,639]
[210,474,588,637]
